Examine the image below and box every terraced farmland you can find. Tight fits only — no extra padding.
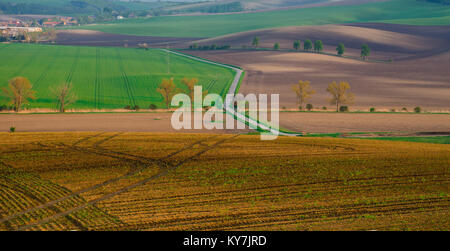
[0,43,235,110]
[0,132,448,230]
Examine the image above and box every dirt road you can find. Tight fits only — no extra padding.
[1,112,448,133]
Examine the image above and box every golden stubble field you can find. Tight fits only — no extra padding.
[0,132,448,231]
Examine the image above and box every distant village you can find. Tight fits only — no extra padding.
[0,16,78,28]
[0,16,78,42]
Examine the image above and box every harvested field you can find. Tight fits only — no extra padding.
[185,49,450,110]
[0,132,448,231]
[0,112,449,134]
[279,113,450,133]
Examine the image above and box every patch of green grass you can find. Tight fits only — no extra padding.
[366,136,450,144]
[0,44,234,110]
[71,0,450,37]
[307,133,450,144]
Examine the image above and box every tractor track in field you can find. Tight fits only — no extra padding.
[0,133,235,230]
[0,160,90,231]
[211,206,448,231]
[205,78,217,92]
[11,48,43,78]
[99,175,449,212]
[32,48,62,90]
[101,177,448,215]
[116,49,136,108]
[15,134,240,230]
[94,48,101,110]
[92,132,124,148]
[125,196,449,231]
[72,132,106,146]
[65,47,80,84]
[0,176,88,231]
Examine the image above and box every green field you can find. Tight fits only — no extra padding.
[0,0,172,15]
[0,44,235,110]
[71,0,450,38]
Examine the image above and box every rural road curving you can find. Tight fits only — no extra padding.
[164,49,298,137]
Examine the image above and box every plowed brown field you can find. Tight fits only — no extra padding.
[0,132,448,231]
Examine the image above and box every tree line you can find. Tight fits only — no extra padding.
[1,77,76,113]
[252,37,371,60]
[188,37,371,60]
[188,44,231,50]
[0,76,423,114]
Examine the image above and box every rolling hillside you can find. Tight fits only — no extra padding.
[72,0,450,38]
[0,0,174,15]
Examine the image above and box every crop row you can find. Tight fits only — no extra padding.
[0,44,235,110]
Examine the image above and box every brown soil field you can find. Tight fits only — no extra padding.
[185,24,450,110]
[279,113,450,133]
[0,132,448,231]
[186,49,450,110]
[55,29,200,47]
[1,112,449,134]
[0,113,250,134]
[189,23,450,60]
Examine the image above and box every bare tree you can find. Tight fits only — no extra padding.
[181,77,208,107]
[157,78,181,109]
[181,77,197,101]
[326,81,354,112]
[291,80,315,110]
[51,82,77,113]
[2,77,36,112]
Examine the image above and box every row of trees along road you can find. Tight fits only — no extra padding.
[2,77,353,113]
[292,80,354,112]
[253,37,371,59]
[2,77,76,112]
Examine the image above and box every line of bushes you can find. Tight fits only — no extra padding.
[188,44,231,50]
